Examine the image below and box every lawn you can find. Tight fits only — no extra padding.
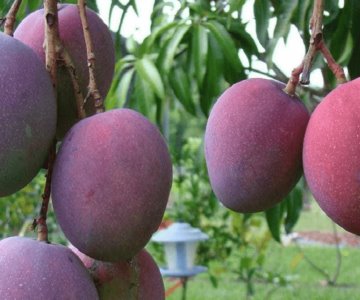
[164,199,360,299]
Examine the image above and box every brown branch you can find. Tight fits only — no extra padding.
[58,47,87,119]
[78,0,104,114]
[300,0,324,85]
[283,62,304,96]
[36,140,57,242]
[283,0,346,96]
[35,0,60,242]
[318,41,347,84]
[4,0,22,36]
[44,0,60,89]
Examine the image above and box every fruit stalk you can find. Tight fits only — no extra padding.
[4,0,22,36]
[318,41,347,84]
[35,0,60,242]
[284,0,346,95]
[44,0,60,88]
[36,141,56,242]
[78,0,104,113]
[59,48,87,119]
[300,0,324,85]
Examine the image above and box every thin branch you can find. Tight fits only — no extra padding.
[78,0,104,114]
[283,62,304,96]
[58,47,86,119]
[283,0,346,96]
[36,140,56,242]
[35,0,60,242]
[329,222,342,285]
[4,0,22,36]
[318,41,347,84]
[300,0,324,84]
[294,242,331,282]
[44,0,60,89]
[247,67,325,98]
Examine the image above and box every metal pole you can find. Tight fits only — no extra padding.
[181,277,188,300]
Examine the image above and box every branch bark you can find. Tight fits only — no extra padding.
[4,0,22,36]
[36,0,60,242]
[283,0,346,96]
[78,0,104,113]
[58,47,87,119]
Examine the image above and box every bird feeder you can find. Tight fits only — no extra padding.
[151,222,208,277]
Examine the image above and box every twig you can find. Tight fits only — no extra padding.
[318,41,347,84]
[36,140,56,242]
[283,62,304,96]
[58,47,86,119]
[283,0,346,95]
[35,0,60,242]
[44,0,60,89]
[77,0,104,113]
[300,0,324,85]
[4,0,22,36]
[329,222,342,285]
[294,242,331,282]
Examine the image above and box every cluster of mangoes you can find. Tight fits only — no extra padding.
[0,4,170,299]
[205,76,360,236]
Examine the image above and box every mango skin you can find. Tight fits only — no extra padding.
[14,4,115,139]
[205,78,309,212]
[0,237,99,300]
[71,246,165,300]
[0,32,56,197]
[52,109,172,262]
[303,78,360,235]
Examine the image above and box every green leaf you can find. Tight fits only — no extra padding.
[349,0,360,79]
[116,68,135,109]
[229,0,246,13]
[106,67,135,110]
[265,201,285,243]
[328,2,352,62]
[225,21,259,61]
[204,20,243,73]
[267,1,298,64]
[200,34,225,116]
[192,23,208,90]
[157,23,190,74]
[133,74,154,117]
[135,57,165,100]
[254,0,270,47]
[284,188,303,234]
[292,0,312,35]
[140,21,180,54]
[169,68,196,115]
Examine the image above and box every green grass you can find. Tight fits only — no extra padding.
[293,198,339,233]
[165,244,360,299]
[164,200,360,299]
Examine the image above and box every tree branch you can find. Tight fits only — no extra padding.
[78,0,104,114]
[4,0,22,36]
[36,141,56,242]
[283,0,346,96]
[35,0,60,242]
[58,47,87,119]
